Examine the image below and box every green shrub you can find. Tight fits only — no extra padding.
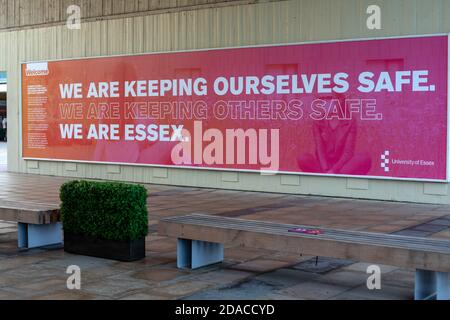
[60,180,148,241]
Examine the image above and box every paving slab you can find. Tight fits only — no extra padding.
[429,219,450,226]
[30,290,97,300]
[119,291,175,300]
[81,276,152,299]
[291,257,354,274]
[132,268,189,282]
[331,284,413,300]
[279,281,351,300]
[147,238,177,252]
[184,279,279,300]
[188,269,254,286]
[153,280,215,298]
[254,269,319,288]
[316,270,370,288]
[230,259,294,273]
[410,224,448,233]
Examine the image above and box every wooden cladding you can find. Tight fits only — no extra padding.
[0,0,258,30]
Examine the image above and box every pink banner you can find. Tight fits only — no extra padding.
[22,35,449,181]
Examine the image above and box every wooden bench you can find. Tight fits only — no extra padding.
[0,200,62,249]
[159,214,450,300]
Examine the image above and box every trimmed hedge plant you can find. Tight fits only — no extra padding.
[60,180,148,241]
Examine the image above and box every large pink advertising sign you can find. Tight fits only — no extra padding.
[22,35,449,181]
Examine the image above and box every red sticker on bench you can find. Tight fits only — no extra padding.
[288,228,323,235]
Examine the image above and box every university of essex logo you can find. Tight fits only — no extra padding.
[381,150,390,172]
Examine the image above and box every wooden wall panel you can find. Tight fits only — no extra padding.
[0,0,252,30]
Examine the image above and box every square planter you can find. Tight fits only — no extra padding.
[64,232,145,262]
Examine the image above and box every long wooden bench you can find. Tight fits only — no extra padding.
[159,214,450,300]
[0,200,62,249]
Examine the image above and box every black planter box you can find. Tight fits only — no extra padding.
[64,232,145,262]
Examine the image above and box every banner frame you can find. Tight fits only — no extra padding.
[20,33,450,183]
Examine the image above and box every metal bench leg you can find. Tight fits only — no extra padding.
[415,269,437,300]
[177,238,224,269]
[18,222,63,249]
[436,272,450,300]
[177,239,192,269]
[191,240,224,269]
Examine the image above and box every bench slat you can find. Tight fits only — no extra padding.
[0,200,60,224]
[159,214,450,272]
[162,214,450,251]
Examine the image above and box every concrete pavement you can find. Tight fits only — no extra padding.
[1,171,450,299]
